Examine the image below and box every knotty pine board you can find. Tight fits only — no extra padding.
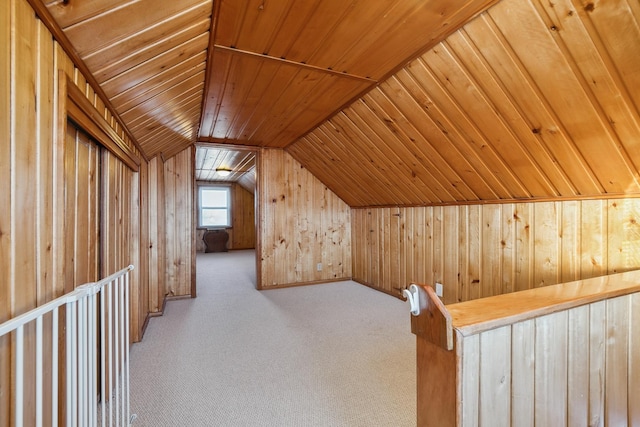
[352,198,640,302]
[258,149,351,288]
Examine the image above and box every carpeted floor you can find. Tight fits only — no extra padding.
[130,250,416,426]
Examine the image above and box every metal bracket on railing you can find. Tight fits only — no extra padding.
[403,284,421,316]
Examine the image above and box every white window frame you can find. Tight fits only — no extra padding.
[198,184,231,228]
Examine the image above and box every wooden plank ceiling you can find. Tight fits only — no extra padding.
[195,146,256,192]
[44,0,212,160]
[289,0,640,206]
[41,0,640,207]
[199,0,497,148]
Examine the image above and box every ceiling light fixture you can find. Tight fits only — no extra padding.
[216,167,232,177]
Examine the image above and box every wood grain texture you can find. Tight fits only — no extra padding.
[458,333,479,427]
[26,0,146,160]
[448,270,640,336]
[511,319,534,427]
[64,125,100,288]
[604,296,629,426]
[65,75,140,171]
[35,0,640,210]
[567,305,589,426]
[416,336,457,427]
[230,183,255,250]
[352,198,640,303]
[129,159,148,342]
[1,0,151,421]
[163,148,194,297]
[629,293,640,426]
[201,0,497,149]
[55,0,206,55]
[12,4,39,422]
[258,149,351,288]
[420,278,640,426]
[36,15,55,308]
[411,285,453,350]
[589,300,606,426]
[194,145,256,184]
[0,0,10,423]
[479,326,511,426]
[43,0,131,28]
[147,157,166,312]
[534,311,568,426]
[287,0,640,207]
[43,0,212,159]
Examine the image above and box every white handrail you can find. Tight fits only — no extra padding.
[0,265,134,336]
[0,264,135,426]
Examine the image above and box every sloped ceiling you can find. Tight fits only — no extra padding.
[289,0,640,206]
[43,0,212,160]
[195,146,256,192]
[199,0,497,147]
[38,0,640,207]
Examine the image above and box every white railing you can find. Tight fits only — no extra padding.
[0,265,135,427]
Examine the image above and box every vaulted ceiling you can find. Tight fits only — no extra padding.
[38,0,640,207]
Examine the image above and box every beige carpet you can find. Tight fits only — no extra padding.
[130,250,416,426]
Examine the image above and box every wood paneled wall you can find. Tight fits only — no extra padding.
[1,3,56,422]
[147,156,166,313]
[63,125,100,292]
[0,0,149,422]
[230,183,255,250]
[456,293,640,426]
[163,147,195,298]
[130,159,149,342]
[102,151,134,279]
[352,199,640,301]
[258,149,352,288]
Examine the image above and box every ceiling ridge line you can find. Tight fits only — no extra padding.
[213,45,376,84]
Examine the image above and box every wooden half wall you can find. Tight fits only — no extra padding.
[412,271,640,426]
[258,149,352,288]
[456,293,640,426]
[352,199,640,301]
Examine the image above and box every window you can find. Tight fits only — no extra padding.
[199,185,231,228]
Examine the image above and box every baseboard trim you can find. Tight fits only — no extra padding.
[138,293,194,341]
[139,314,151,339]
[257,277,352,290]
[351,278,405,300]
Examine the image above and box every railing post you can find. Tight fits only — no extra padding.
[0,265,133,427]
[410,284,457,427]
